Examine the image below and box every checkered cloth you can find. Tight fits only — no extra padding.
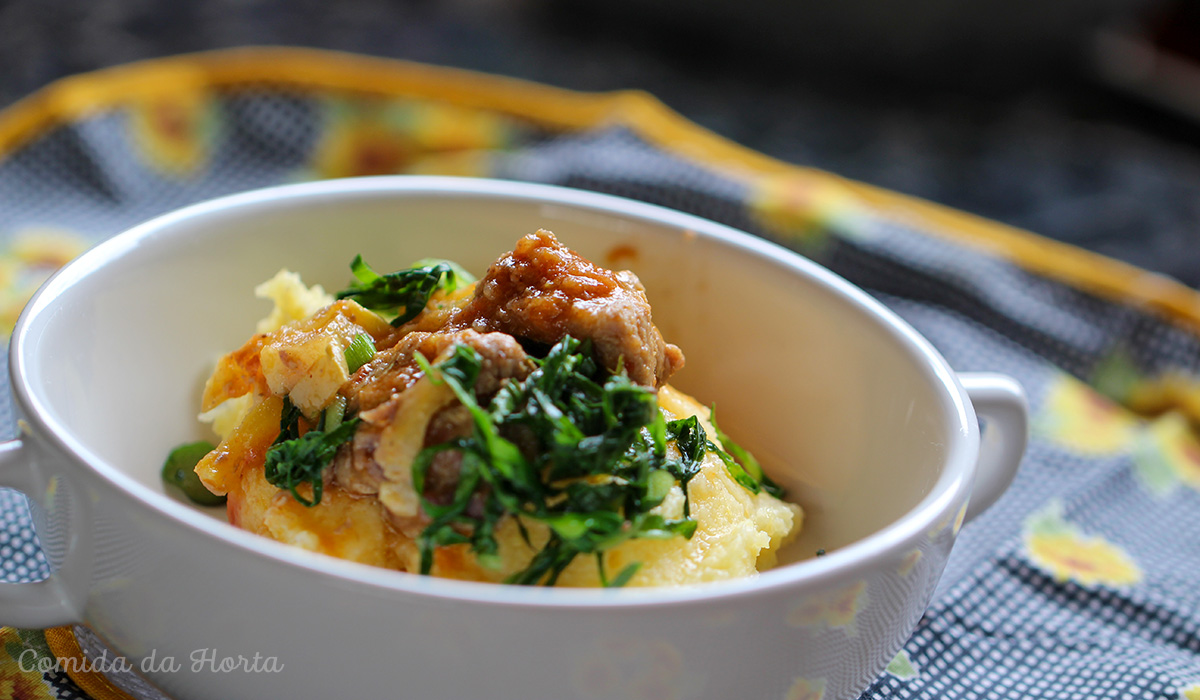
[0,50,1197,700]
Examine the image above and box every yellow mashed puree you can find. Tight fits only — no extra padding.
[192,234,801,587]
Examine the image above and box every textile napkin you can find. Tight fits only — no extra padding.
[0,48,1198,700]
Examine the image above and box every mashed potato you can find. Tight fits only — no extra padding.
[193,232,801,586]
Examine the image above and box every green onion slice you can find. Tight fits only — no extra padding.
[162,441,224,506]
[344,333,376,373]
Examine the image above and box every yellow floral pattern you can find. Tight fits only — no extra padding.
[1035,375,1139,454]
[786,581,868,632]
[0,228,89,334]
[128,88,217,176]
[1181,683,1200,700]
[750,172,875,251]
[783,676,825,700]
[898,549,923,577]
[1093,348,1200,427]
[1024,502,1141,588]
[0,628,55,700]
[572,637,684,700]
[1128,372,1200,424]
[952,501,968,535]
[308,98,512,179]
[1133,412,1200,496]
[886,651,919,680]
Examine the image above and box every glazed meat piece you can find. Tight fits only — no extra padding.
[344,329,534,414]
[333,329,534,522]
[452,230,684,388]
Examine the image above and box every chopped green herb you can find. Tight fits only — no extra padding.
[664,415,706,481]
[710,406,785,499]
[407,257,477,290]
[603,561,641,589]
[643,469,675,506]
[406,335,785,586]
[276,396,304,443]
[265,397,361,507]
[412,336,701,586]
[162,441,225,506]
[344,332,376,373]
[336,257,460,326]
[659,410,783,504]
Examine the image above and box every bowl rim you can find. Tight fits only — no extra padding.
[10,175,977,608]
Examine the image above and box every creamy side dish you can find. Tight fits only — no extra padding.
[175,230,801,587]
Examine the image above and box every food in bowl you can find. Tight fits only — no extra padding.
[179,229,802,587]
[5,177,1028,700]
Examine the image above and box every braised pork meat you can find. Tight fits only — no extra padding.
[451,230,684,388]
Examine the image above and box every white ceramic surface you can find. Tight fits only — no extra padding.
[0,177,1027,700]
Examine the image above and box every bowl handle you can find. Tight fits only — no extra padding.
[0,437,85,627]
[958,373,1029,523]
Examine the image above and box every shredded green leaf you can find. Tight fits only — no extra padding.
[710,405,785,499]
[412,336,705,586]
[407,257,477,291]
[404,335,784,586]
[663,412,770,498]
[336,257,459,326]
[265,398,361,507]
[600,559,642,588]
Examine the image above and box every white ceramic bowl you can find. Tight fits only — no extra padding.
[1,177,1027,700]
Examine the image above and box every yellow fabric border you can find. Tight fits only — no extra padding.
[1,46,1199,331]
[42,626,136,700]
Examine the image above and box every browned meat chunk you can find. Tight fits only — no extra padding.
[418,405,474,508]
[333,231,682,520]
[332,330,534,512]
[451,230,684,388]
[344,329,534,414]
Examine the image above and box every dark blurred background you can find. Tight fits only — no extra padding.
[2,0,1199,285]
